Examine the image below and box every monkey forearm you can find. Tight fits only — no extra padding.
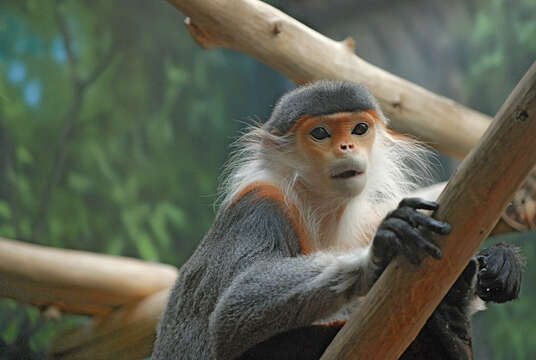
[208,249,377,360]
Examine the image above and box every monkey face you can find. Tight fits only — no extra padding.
[293,110,379,196]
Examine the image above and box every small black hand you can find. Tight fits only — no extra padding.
[476,243,523,303]
[372,197,451,268]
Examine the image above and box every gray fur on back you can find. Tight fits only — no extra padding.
[263,81,380,135]
[152,192,302,359]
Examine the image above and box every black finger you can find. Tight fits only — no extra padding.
[477,254,487,269]
[478,287,495,302]
[478,275,518,303]
[479,284,515,303]
[478,277,504,291]
[372,229,400,263]
[399,197,439,211]
[382,218,443,260]
[403,241,422,265]
[390,208,452,235]
[478,255,506,280]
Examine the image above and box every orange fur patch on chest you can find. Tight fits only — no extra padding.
[232,182,312,255]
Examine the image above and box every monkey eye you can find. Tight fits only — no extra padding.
[352,122,369,136]
[310,127,330,140]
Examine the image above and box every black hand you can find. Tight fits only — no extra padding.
[372,197,451,268]
[477,243,523,303]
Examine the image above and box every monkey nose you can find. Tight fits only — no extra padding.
[339,143,355,151]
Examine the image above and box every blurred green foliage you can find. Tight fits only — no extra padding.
[0,0,282,263]
[462,3,536,357]
[0,0,535,359]
[0,0,283,357]
[473,231,536,359]
[464,0,536,115]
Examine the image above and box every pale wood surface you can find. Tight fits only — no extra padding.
[167,0,492,160]
[0,238,178,316]
[320,61,536,360]
[49,289,169,359]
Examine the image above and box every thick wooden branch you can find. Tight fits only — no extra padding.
[320,62,536,360]
[0,238,178,316]
[49,289,169,360]
[167,0,492,160]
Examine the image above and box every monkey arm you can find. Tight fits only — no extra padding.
[208,196,453,360]
[208,249,379,360]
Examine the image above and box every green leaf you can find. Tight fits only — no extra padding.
[149,202,186,248]
[0,200,11,219]
[106,235,125,255]
[133,232,159,261]
[121,205,159,260]
[0,225,15,238]
[16,145,33,165]
[1,315,18,343]
[68,172,92,192]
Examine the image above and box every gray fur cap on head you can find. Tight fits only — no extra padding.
[263,80,384,135]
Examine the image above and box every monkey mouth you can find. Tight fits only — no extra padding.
[331,169,363,179]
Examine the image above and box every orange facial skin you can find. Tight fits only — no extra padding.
[292,110,381,191]
[294,110,379,158]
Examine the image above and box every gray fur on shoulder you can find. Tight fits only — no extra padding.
[152,191,303,360]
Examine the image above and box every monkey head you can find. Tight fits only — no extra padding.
[263,81,388,197]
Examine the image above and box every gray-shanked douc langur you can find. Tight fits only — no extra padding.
[152,80,523,360]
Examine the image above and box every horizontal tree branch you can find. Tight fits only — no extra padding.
[168,0,492,160]
[321,61,536,360]
[0,238,178,316]
[49,289,169,359]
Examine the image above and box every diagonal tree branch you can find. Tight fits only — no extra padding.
[167,0,492,160]
[169,0,536,239]
[320,61,536,360]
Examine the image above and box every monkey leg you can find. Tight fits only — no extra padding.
[401,259,477,360]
